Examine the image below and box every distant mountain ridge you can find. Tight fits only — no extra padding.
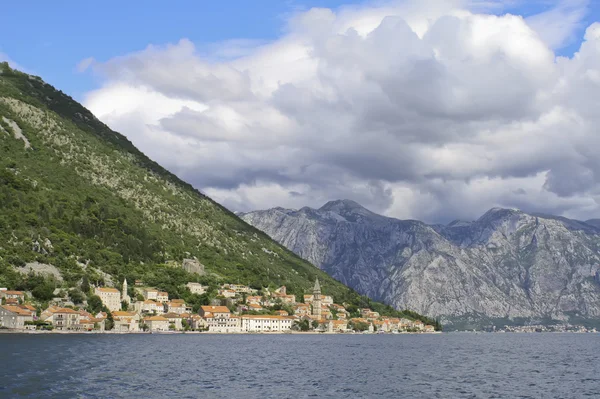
[241,200,600,329]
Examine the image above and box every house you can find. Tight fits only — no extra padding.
[156,291,169,303]
[218,289,236,298]
[200,305,240,332]
[79,319,95,331]
[41,307,81,330]
[303,294,314,303]
[143,288,159,300]
[143,316,169,332]
[80,317,105,331]
[94,287,121,312]
[134,280,144,286]
[224,284,256,294]
[398,318,413,330]
[0,290,25,302]
[293,303,311,316]
[413,320,425,331]
[330,320,348,332]
[187,314,207,330]
[424,324,436,333]
[373,320,389,332]
[321,295,333,306]
[138,300,162,314]
[273,294,296,304]
[186,282,208,295]
[321,305,332,320]
[246,296,262,305]
[162,313,183,330]
[166,300,187,314]
[0,305,34,329]
[112,311,140,332]
[274,310,289,316]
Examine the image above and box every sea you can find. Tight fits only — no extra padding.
[0,332,598,398]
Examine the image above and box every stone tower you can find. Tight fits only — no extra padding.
[122,278,130,305]
[312,278,322,320]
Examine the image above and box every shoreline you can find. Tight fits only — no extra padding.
[0,329,442,335]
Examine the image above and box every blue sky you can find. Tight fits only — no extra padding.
[0,0,598,101]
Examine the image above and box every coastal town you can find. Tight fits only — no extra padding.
[0,278,437,334]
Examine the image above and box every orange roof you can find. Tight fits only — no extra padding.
[249,304,263,309]
[3,290,24,295]
[200,306,230,313]
[96,287,119,293]
[157,292,168,296]
[143,300,159,305]
[2,305,32,316]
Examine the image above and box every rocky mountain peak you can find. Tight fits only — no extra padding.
[241,201,600,329]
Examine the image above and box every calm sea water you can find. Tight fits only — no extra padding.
[1,333,599,398]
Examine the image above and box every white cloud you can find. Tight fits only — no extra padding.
[83,0,600,223]
[76,57,96,73]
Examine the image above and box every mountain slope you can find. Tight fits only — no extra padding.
[0,63,434,322]
[241,200,600,328]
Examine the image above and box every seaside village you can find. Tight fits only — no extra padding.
[0,279,436,334]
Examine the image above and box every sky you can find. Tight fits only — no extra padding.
[2,0,600,223]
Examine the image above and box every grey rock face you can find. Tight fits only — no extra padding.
[241,200,600,327]
[182,258,205,276]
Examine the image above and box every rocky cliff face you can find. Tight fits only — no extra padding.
[241,200,600,328]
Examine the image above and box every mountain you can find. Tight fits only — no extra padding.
[0,63,437,323]
[241,200,600,329]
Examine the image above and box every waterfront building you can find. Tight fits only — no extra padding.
[240,315,294,332]
[41,306,81,330]
[200,305,240,332]
[0,305,34,329]
[112,311,140,332]
[143,316,169,331]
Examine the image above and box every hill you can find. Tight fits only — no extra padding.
[0,63,437,325]
[241,200,600,329]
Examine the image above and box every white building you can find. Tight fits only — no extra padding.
[94,287,121,312]
[156,291,169,303]
[200,306,240,333]
[143,289,158,301]
[240,315,294,332]
[0,305,34,329]
[186,282,208,295]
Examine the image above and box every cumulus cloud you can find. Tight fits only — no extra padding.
[82,0,600,223]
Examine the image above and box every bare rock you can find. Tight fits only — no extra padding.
[182,258,205,276]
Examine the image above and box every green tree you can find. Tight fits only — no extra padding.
[80,275,90,294]
[69,288,85,304]
[87,295,103,314]
[31,281,55,301]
